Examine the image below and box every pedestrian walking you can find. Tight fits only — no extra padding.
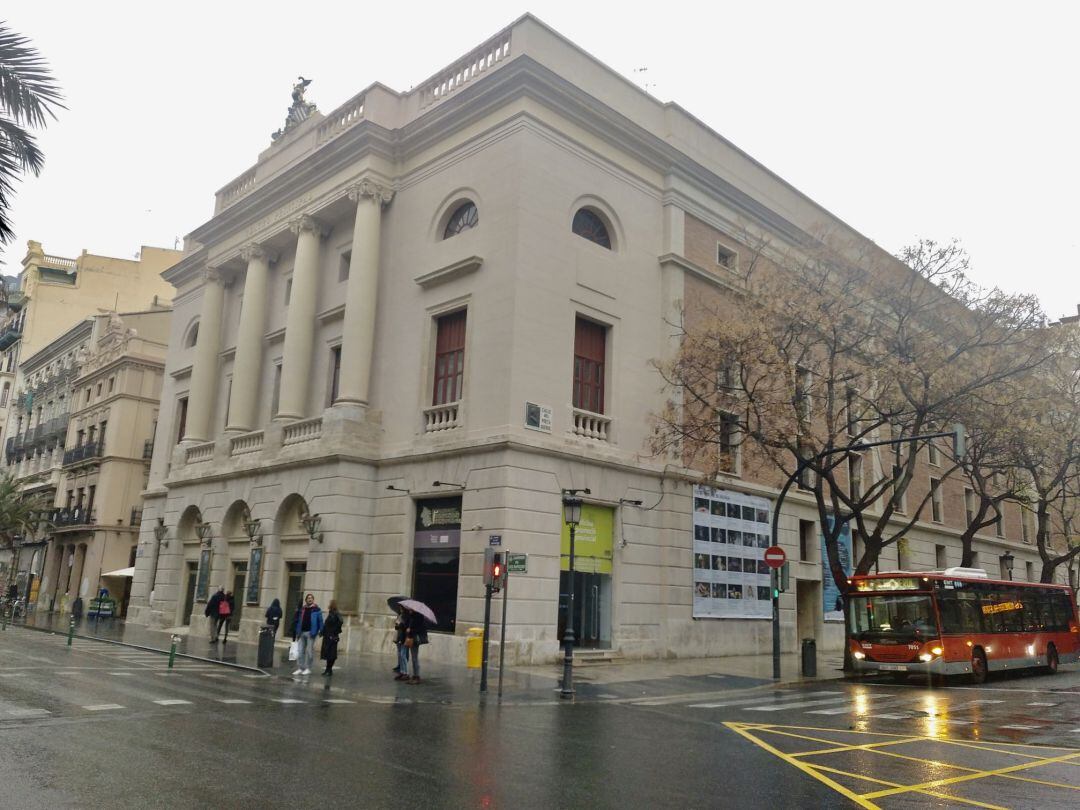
[205,586,225,642]
[292,593,323,676]
[320,600,343,676]
[393,606,409,680]
[71,595,84,621]
[265,598,283,636]
[218,591,235,643]
[404,607,429,684]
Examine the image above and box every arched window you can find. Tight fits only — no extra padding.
[572,208,611,249]
[184,322,200,348]
[443,202,478,239]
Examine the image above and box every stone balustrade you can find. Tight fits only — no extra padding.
[316,92,365,144]
[214,168,257,213]
[571,407,612,442]
[423,402,460,432]
[419,29,512,110]
[282,416,323,447]
[184,441,215,464]
[229,431,264,457]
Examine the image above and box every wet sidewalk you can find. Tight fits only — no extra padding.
[8,611,845,704]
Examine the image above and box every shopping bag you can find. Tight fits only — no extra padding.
[288,640,299,661]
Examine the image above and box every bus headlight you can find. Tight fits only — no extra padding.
[919,653,933,662]
[930,646,943,656]
[853,651,866,660]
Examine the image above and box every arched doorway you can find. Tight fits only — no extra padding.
[274,495,310,633]
[176,505,203,627]
[221,500,252,633]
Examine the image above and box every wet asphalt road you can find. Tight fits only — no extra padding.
[2,628,1079,809]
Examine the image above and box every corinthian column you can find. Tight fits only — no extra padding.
[336,179,393,408]
[226,244,273,432]
[185,268,225,443]
[277,215,325,420]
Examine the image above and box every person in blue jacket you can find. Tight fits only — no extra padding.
[292,593,324,676]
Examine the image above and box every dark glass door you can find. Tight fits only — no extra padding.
[182,562,197,626]
[284,562,306,636]
[557,571,612,649]
[230,562,247,631]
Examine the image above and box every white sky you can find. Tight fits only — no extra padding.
[3,1,1077,320]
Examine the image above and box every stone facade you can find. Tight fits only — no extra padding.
[128,15,1062,664]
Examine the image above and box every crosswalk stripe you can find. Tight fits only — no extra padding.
[84,704,124,711]
[218,699,252,704]
[746,694,893,712]
[273,699,306,704]
[1000,724,1042,731]
[323,699,356,704]
[1027,702,1057,707]
[153,700,193,706]
[5,708,50,717]
[685,691,839,709]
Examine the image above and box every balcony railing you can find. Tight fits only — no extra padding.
[62,441,101,466]
[184,441,215,464]
[570,407,612,442]
[419,28,513,110]
[423,402,460,432]
[282,417,322,447]
[130,507,142,527]
[51,507,96,528]
[142,439,154,460]
[229,430,264,457]
[0,324,21,350]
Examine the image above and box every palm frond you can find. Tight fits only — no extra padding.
[0,23,65,128]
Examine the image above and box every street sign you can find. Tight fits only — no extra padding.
[507,552,527,573]
[764,546,786,569]
[489,534,502,546]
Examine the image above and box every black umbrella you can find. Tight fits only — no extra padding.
[387,595,408,612]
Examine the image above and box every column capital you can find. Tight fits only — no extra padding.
[240,243,278,264]
[289,214,328,238]
[203,266,225,285]
[347,178,394,206]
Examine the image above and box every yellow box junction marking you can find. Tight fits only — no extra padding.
[725,722,1080,810]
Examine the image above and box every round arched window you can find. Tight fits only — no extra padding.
[184,322,200,348]
[572,208,611,249]
[443,202,479,239]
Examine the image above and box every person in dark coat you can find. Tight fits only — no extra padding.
[205,587,225,642]
[320,600,343,676]
[404,608,429,684]
[393,607,409,680]
[218,591,236,643]
[265,598,283,636]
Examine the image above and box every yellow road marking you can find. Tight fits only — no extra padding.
[860,750,1080,800]
[728,721,1080,809]
[808,763,1009,809]
[725,722,881,809]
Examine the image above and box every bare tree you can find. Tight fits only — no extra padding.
[652,235,1051,595]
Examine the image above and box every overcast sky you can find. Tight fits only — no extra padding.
[3,1,1077,320]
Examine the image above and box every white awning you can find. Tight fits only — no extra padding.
[102,566,135,578]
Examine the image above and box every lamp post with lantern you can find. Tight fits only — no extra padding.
[560,489,588,699]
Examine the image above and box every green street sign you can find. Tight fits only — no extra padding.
[507,553,527,574]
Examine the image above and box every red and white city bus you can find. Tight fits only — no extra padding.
[847,568,1080,683]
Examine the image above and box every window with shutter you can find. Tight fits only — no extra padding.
[573,318,606,414]
[433,310,467,406]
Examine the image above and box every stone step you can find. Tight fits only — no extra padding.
[557,649,624,665]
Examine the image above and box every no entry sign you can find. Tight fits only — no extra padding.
[764,546,787,569]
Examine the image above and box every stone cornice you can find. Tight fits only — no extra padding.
[414,256,483,288]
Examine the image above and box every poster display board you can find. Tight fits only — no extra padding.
[692,486,772,619]
[822,516,853,622]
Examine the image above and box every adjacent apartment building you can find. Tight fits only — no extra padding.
[0,241,177,601]
[128,16,1063,663]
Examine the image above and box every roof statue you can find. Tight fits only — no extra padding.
[271,76,317,142]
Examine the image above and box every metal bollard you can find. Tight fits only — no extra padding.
[168,634,180,670]
[67,618,75,647]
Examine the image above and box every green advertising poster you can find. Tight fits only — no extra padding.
[561,504,614,574]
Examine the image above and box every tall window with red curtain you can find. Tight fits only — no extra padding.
[433,310,467,405]
[573,317,606,414]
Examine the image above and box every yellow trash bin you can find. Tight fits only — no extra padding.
[466,627,484,669]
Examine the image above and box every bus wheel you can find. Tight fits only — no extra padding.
[1042,644,1059,675]
[969,649,988,685]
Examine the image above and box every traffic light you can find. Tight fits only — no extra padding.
[771,569,780,600]
[483,548,505,591]
[780,561,790,593]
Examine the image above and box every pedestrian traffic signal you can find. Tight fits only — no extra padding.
[483,547,506,591]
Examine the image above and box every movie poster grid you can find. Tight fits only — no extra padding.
[692,486,773,619]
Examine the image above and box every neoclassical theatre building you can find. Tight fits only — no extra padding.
[129,15,1054,663]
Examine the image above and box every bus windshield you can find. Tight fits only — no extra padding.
[848,593,938,642]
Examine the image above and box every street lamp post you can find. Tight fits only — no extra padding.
[560,491,584,699]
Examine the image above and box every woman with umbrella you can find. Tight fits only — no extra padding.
[400,599,434,684]
[387,596,409,680]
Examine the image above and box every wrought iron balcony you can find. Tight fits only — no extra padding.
[62,441,101,467]
[0,324,21,350]
[51,507,96,528]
